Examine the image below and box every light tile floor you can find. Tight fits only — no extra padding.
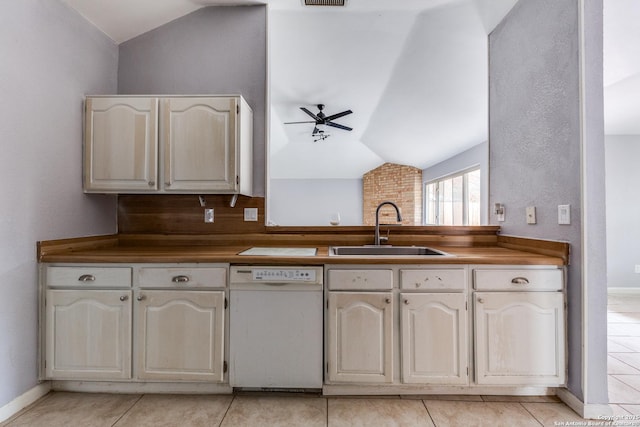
[1,392,590,427]
[608,292,640,415]
[4,295,637,427]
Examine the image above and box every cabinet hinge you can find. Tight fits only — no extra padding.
[467,367,469,376]
[224,297,228,309]
[326,362,329,373]
[236,176,239,185]
[465,301,468,311]
[236,104,240,114]
[223,361,228,373]
[326,300,329,309]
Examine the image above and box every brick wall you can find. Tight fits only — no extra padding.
[362,163,423,226]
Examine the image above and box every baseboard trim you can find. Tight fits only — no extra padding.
[608,287,640,295]
[0,382,51,423]
[556,388,613,419]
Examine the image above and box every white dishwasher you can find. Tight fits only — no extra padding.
[229,266,323,390]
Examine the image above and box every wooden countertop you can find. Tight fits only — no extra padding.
[37,234,568,266]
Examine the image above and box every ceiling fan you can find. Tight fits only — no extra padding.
[285,104,353,141]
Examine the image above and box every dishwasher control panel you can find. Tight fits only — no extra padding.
[252,268,316,282]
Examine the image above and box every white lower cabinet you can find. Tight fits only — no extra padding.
[42,264,228,383]
[326,266,469,387]
[45,289,132,380]
[474,291,565,385]
[473,266,566,386]
[400,293,468,385]
[328,292,394,383]
[136,290,225,381]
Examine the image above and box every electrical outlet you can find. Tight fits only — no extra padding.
[494,203,505,222]
[244,208,258,222]
[204,208,214,223]
[526,206,536,224]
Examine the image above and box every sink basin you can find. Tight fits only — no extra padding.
[330,245,451,257]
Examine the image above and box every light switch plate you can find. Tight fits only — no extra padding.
[558,204,570,225]
[526,206,536,224]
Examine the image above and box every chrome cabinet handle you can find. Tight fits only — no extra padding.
[172,275,190,283]
[78,274,95,282]
[136,295,146,301]
[404,299,409,305]
[148,181,155,186]
[385,298,391,304]
[120,295,128,301]
[511,277,530,285]
[477,298,484,304]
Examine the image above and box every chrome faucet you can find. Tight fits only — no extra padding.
[374,201,403,246]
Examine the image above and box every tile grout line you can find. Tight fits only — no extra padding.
[420,399,437,427]
[110,393,144,427]
[217,394,236,427]
[517,401,545,426]
[326,396,329,427]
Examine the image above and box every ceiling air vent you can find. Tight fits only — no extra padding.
[304,0,346,6]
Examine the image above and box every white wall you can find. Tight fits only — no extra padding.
[117,6,267,196]
[489,0,606,405]
[606,135,640,288]
[0,0,118,408]
[269,179,362,226]
[422,141,488,224]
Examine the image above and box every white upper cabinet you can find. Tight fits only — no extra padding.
[84,97,158,192]
[84,95,253,195]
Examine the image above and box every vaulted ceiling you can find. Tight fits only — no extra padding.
[61,0,640,179]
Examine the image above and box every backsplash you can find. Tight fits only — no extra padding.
[117,195,266,234]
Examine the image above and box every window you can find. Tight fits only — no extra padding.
[425,168,481,226]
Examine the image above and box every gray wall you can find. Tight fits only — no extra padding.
[489,0,606,404]
[0,0,118,408]
[423,141,489,224]
[606,135,640,288]
[269,179,363,226]
[118,6,267,196]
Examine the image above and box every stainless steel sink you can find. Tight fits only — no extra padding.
[329,245,451,257]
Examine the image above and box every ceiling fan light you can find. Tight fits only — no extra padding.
[303,0,346,6]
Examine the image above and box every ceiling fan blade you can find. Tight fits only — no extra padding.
[300,107,321,121]
[325,121,353,131]
[284,120,316,124]
[324,109,353,122]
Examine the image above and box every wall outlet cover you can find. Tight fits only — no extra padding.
[244,207,258,222]
[526,206,536,224]
[204,208,214,223]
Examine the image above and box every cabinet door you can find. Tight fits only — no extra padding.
[45,290,132,380]
[474,292,565,385]
[136,290,225,382]
[163,97,237,192]
[328,292,393,383]
[84,97,158,192]
[401,293,468,385]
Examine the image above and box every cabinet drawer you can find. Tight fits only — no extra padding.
[400,269,466,291]
[138,267,227,288]
[328,269,393,290]
[474,268,563,291]
[46,267,132,288]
